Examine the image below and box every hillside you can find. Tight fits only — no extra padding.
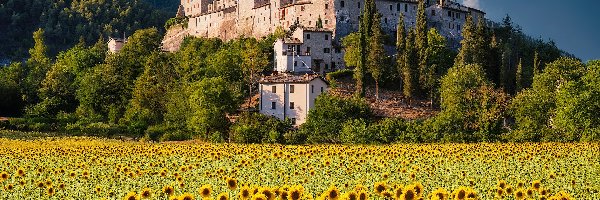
[0,0,179,61]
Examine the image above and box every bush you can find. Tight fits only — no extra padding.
[340,119,371,144]
[326,69,353,81]
[230,112,291,144]
[369,118,411,143]
[299,94,371,143]
[160,131,191,142]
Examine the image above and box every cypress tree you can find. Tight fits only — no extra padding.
[415,0,428,94]
[402,30,418,102]
[455,15,476,66]
[368,13,385,101]
[396,14,406,90]
[354,12,367,98]
[516,58,523,91]
[533,51,541,76]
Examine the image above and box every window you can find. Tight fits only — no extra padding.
[334,48,341,53]
[301,6,305,11]
[291,118,296,125]
[325,64,329,69]
[290,85,295,93]
[321,87,324,93]
[448,11,451,17]
[325,20,328,24]
[290,102,294,109]
[271,102,276,109]
[306,47,311,54]
[294,61,297,66]
[272,86,276,93]
[340,1,345,8]
[306,34,311,39]
[325,4,328,9]
[384,18,388,24]
[331,62,336,69]
[325,35,329,40]
[431,10,435,16]
[324,48,330,53]
[389,5,392,11]
[311,85,314,93]
[358,2,360,9]
[397,3,400,11]
[405,4,407,12]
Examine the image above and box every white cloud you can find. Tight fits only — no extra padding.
[462,0,480,9]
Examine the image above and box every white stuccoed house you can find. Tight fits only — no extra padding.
[259,27,331,126]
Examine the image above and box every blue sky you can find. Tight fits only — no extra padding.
[462,0,600,62]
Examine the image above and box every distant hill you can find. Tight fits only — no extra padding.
[0,0,179,61]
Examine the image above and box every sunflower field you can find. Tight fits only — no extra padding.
[0,137,598,200]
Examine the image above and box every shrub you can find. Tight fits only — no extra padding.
[325,69,353,81]
[340,119,371,144]
[230,112,291,144]
[160,131,191,142]
[299,94,371,143]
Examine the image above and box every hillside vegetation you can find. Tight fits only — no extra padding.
[0,0,179,60]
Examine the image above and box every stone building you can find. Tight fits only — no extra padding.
[259,31,330,125]
[180,0,484,45]
[259,72,328,125]
[274,26,345,74]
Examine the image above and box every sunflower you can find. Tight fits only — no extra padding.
[5,184,14,190]
[226,177,238,190]
[47,186,55,196]
[324,186,340,200]
[514,189,525,200]
[17,168,25,177]
[180,193,196,200]
[260,187,276,200]
[497,180,507,189]
[217,192,229,200]
[532,180,542,191]
[240,186,252,200]
[400,187,417,200]
[140,188,152,199]
[279,190,289,200]
[163,185,175,196]
[495,188,504,198]
[430,188,448,200]
[374,181,387,195]
[199,184,212,198]
[358,191,368,200]
[412,182,424,197]
[252,194,268,200]
[95,186,102,193]
[344,191,358,200]
[394,185,404,199]
[289,187,302,200]
[124,191,138,200]
[0,171,9,180]
[452,187,467,200]
[505,186,514,194]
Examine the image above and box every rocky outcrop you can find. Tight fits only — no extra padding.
[161,25,189,52]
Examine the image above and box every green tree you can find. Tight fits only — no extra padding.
[509,57,585,141]
[355,20,367,98]
[33,42,106,117]
[121,53,177,135]
[437,64,509,141]
[554,61,600,141]
[515,58,524,91]
[455,15,476,66]
[341,33,360,68]
[23,28,52,106]
[424,28,454,105]
[299,94,371,143]
[533,51,541,76]
[0,62,25,116]
[367,13,385,101]
[396,13,406,91]
[415,0,428,94]
[316,17,323,29]
[241,38,270,104]
[401,31,418,102]
[188,77,242,139]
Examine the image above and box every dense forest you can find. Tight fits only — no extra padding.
[1,0,598,143]
[0,0,179,62]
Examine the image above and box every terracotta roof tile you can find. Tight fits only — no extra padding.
[259,72,326,84]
